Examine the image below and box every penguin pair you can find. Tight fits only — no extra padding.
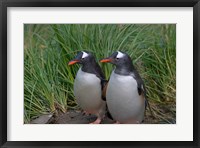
[68,51,147,124]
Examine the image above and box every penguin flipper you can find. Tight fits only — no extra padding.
[101,80,108,101]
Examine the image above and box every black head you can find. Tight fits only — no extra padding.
[68,51,95,66]
[68,50,106,80]
[100,51,134,75]
[100,51,132,67]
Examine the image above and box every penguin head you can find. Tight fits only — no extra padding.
[100,51,132,67]
[68,51,95,66]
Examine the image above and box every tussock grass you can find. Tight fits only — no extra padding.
[24,24,176,123]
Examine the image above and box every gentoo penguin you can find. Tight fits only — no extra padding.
[100,51,146,124]
[68,51,107,124]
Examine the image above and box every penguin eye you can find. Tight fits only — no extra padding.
[116,57,119,60]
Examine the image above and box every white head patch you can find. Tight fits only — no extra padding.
[82,51,89,58]
[116,51,124,58]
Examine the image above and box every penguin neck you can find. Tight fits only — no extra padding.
[81,59,97,74]
[114,64,135,76]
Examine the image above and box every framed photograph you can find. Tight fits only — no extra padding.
[0,0,199,147]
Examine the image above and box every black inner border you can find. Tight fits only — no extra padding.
[0,0,199,147]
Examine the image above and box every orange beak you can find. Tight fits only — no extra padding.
[100,58,112,63]
[68,60,79,65]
